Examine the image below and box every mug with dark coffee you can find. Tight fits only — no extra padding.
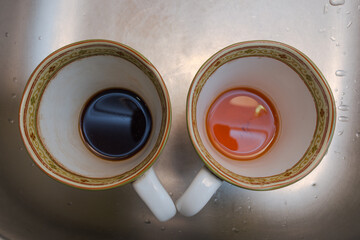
[19,40,175,221]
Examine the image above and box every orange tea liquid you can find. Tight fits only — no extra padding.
[206,88,279,160]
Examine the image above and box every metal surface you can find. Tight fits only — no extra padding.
[0,0,359,239]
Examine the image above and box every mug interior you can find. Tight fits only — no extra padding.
[19,40,170,189]
[188,41,335,190]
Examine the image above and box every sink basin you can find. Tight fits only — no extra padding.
[0,0,359,239]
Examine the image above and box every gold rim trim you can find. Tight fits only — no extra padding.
[20,40,171,189]
[188,41,336,190]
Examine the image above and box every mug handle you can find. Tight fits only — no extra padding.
[175,166,223,217]
[132,167,176,221]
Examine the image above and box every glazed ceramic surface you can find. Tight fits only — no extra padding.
[187,41,336,190]
[19,40,171,189]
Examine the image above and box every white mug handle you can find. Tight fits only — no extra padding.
[176,166,223,217]
[132,167,176,221]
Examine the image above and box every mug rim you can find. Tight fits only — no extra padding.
[19,39,172,190]
[186,40,336,190]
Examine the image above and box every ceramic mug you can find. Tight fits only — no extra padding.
[19,39,176,221]
[176,40,336,217]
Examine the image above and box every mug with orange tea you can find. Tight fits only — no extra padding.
[19,40,176,221]
[176,40,336,217]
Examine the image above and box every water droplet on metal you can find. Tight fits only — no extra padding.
[324,4,329,13]
[19,147,24,151]
[334,88,338,92]
[312,182,317,187]
[31,163,35,167]
[11,93,17,99]
[356,132,360,138]
[336,42,340,47]
[5,32,9,37]
[12,77,17,83]
[161,226,166,231]
[345,10,351,14]
[319,28,326,32]
[347,21,352,28]
[338,104,349,111]
[144,219,151,224]
[285,27,290,32]
[38,36,42,40]
[169,192,173,196]
[232,227,239,233]
[67,201,73,206]
[8,119,14,124]
[338,116,349,122]
[243,220,247,224]
[248,205,251,211]
[314,195,318,199]
[330,36,336,41]
[342,156,346,160]
[335,70,346,76]
[337,130,344,136]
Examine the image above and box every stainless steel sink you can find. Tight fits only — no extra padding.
[1,0,359,239]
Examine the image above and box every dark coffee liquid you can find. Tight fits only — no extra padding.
[80,89,152,160]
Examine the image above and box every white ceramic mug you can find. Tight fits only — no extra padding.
[19,40,176,221]
[176,40,336,217]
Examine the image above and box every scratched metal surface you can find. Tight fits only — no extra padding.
[0,0,359,239]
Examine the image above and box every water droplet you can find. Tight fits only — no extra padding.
[5,32,9,37]
[337,130,344,136]
[319,28,326,32]
[243,220,247,224]
[235,206,242,212]
[355,132,360,138]
[336,42,340,47]
[324,4,329,13]
[248,205,251,211]
[285,27,290,32]
[312,182,317,187]
[358,5,360,11]
[12,77,17,83]
[19,147,24,151]
[338,104,349,111]
[330,36,336,41]
[334,88,338,92]
[314,195,318,199]
[232,227,240,233]
[67,201,73,206]
[144,219,151,224]
[8,119,14,124]
[169,192,173,196]
[345,10,351,14]
[38,36,42,40]
[161,226,166,231]
[338,116,349,122]
[335,70,346,76]
[214,198,218,203]
[337,7,342,13]
[11,93,17,99]
[342,156,346,160]
[178,230,182,233]
[347,21,352,28]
